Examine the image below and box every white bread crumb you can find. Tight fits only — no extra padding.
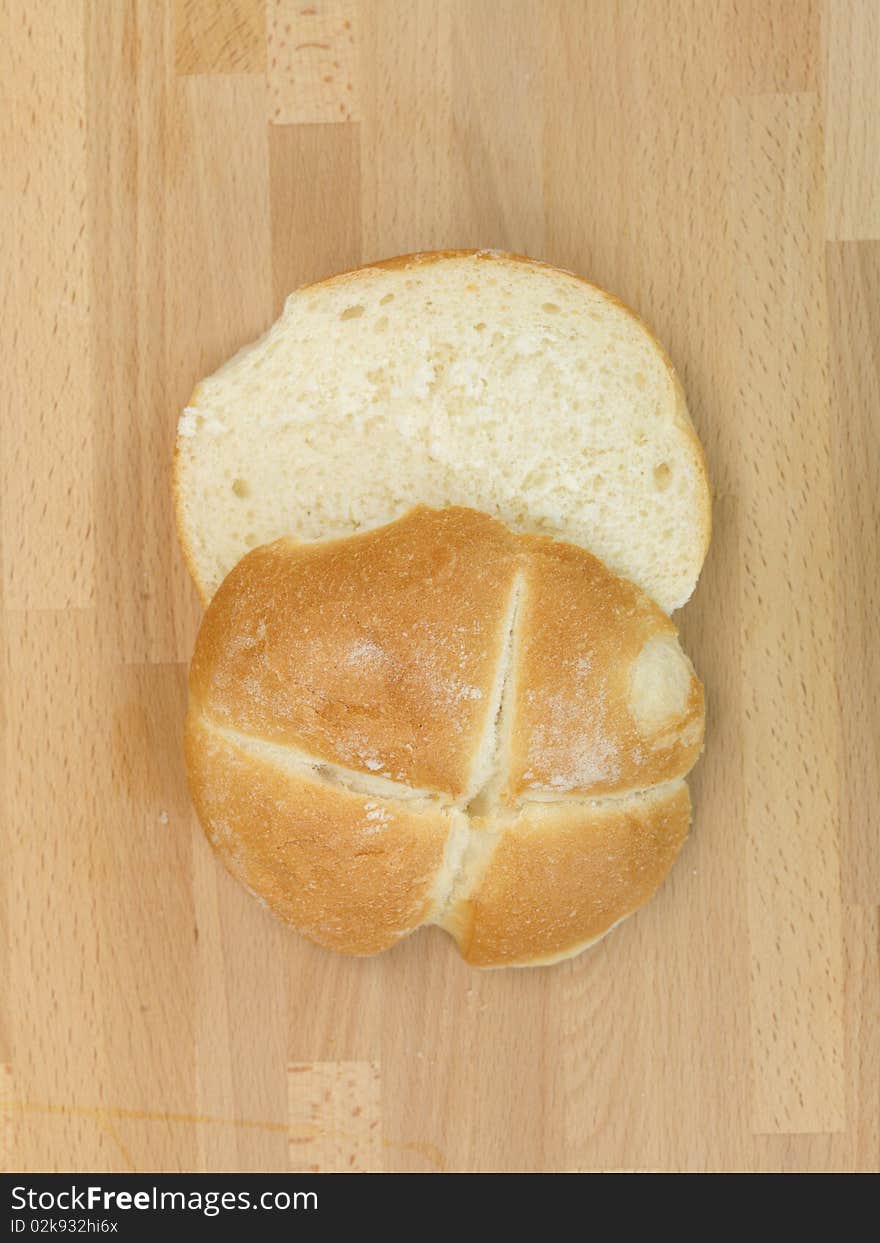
[175,253,710,610]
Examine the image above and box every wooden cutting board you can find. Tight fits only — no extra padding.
[2,0,877,1173]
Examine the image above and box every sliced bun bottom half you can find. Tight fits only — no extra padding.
[175,250,711,612]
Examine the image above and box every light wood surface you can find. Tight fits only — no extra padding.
[2,0,877,1174]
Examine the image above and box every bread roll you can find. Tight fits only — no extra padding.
[185,507,704,967]
[175,250,711,611]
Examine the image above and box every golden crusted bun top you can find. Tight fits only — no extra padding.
[186,507,704,966]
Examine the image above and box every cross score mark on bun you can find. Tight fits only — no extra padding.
[185,507,704,967]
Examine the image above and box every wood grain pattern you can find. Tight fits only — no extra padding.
[175,0,266,74]
[360,0,455,255]
[824,0,880,240]
[731,92,844,1134]
[1,0,877,1173]
[268,0,361,124]
[269,122,361,303]
[1,1066,13,1168]
[827,242,880,905]
[289,1062,382,1172]
[2,1,95,610]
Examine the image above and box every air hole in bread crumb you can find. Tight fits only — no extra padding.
[474,322,487,332]
[380,292,395,305]
[232,478,250,498]
[653,463,672,490]
[634,372,648,390]
[340,304,365,320]
[243,532,258,547]
[542,302,561,313]
[374,316,389,334]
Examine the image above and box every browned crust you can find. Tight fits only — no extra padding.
[505,532,705,800]
[188,507,703,802]
[189,507,521,799]
[184,506,705,966]
[173,249,711,605]
[445,783,691,968]
[185,711,451,956]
